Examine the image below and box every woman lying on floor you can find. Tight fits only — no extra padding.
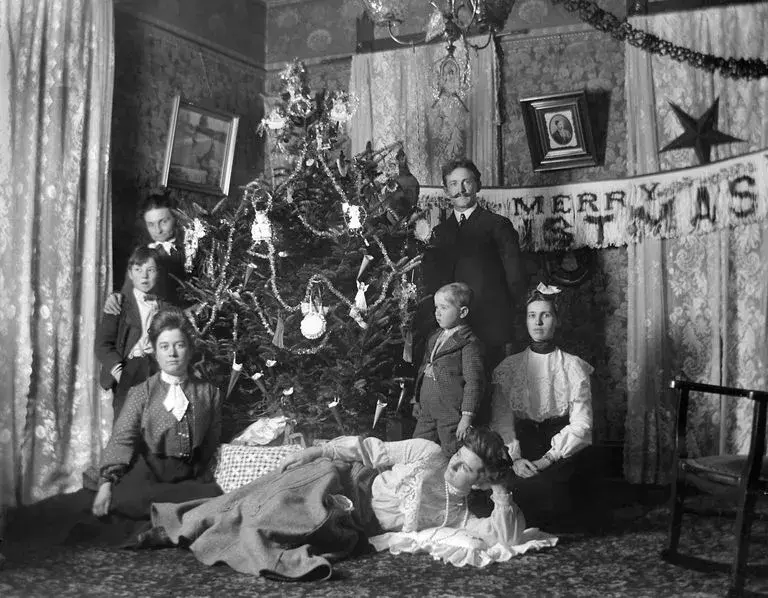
[136,427,556,580]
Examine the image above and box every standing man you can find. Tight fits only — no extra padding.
[422,158,526,373]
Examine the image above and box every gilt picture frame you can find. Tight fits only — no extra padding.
[161,95,239,196]
[520,91,597,172]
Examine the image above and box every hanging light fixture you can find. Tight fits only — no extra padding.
[361,0,515,49]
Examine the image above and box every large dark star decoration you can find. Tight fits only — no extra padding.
[659,97,743,165]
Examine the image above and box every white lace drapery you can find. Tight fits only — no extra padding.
[623,5,768,484]
[348,38,500,187]
[0,0,114,506]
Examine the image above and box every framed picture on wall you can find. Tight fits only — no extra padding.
[519,91,597,172]
[161,95,240,196]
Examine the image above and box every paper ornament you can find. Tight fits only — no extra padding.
[251,211,272,242]
[328,397,345,433]
[226,355,243,398]
[372,399,387,429]
[354,281,369,313]
[301,311,327,339]
[357,253,374,280]
[342,201,363,231]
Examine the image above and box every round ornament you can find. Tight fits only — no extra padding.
[300,311,327,339]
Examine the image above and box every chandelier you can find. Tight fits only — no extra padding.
[361,0,515,49]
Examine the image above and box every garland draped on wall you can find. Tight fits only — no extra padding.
[550,0,768,80]
[418,148,768,252]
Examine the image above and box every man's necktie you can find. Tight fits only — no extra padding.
[459,214,467,227]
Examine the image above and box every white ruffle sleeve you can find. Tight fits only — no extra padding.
[489,349,594,462]
[369,492,557,568]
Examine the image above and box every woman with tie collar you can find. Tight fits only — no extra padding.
[92,306,222,520]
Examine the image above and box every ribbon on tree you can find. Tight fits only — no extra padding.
[418,149,768,252]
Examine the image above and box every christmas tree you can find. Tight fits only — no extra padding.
[178,62,426,441]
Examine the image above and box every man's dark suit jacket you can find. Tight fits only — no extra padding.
[422,207,525,355]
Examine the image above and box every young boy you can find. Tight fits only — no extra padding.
[96,246,164,421]
[412,282,485,456]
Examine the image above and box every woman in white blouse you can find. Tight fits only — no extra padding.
[490,283,594,526]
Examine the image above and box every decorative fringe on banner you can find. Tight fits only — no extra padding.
[418,149,768,252]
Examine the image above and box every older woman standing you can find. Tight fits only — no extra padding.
[490,284,595,527]
[92,307,222,520]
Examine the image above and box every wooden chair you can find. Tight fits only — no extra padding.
[662,378,768,597]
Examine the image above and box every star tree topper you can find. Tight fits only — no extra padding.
[660,97,743,165]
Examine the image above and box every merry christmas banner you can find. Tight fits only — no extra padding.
[418,149,768,252]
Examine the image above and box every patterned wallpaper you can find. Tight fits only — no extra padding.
[498,30,628,443]
[114,0,266,63]
[111,10,266,277]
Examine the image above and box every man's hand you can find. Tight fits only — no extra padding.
[456,413,473,441]
[279,446,323,472]
[92,482,112,517]
[512,458,539,478]
[412,402,422,419]
[103,292,124,316]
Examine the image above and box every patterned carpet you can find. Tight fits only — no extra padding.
[1,492,767,598]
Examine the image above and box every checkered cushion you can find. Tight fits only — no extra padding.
[214,443,303,493]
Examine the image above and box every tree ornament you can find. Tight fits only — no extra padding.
[243,263,255,287]
[402,328,413,363]
[183,218,207,273]
[659,97,744,165]
[342,201,364,230]
[354,281,369,312]
[329,92,357,124]
[336,152,349,177]
[300,291,327,339]
[357,253,374,280]
[251,211,272,242]
[372,399,387,429]
[272,312,285,348]
[226,354,243,399]
[327,397,345,433]
[349,306,368,329]
[250,371,267,395]
[394,379,407,412]
[260,108,288,132]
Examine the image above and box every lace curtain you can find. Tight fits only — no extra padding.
[0,0,114,506]
[624,5,768,483]
[348,39,500,186]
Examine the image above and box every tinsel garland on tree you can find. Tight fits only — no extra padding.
[177,61,427,439]
[551,0,768,80]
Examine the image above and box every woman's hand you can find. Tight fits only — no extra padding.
[512,458,539,478]
[92,482,112,517]
[279,446,323,472]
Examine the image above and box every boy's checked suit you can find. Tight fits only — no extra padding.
[413,324,485,456]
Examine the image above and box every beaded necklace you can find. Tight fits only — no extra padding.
[441,480,469,528]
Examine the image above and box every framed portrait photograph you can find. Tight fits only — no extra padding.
[519,91,597,172]
[161,95,239,196]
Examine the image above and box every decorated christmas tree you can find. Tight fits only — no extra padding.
[178,62,426,440]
